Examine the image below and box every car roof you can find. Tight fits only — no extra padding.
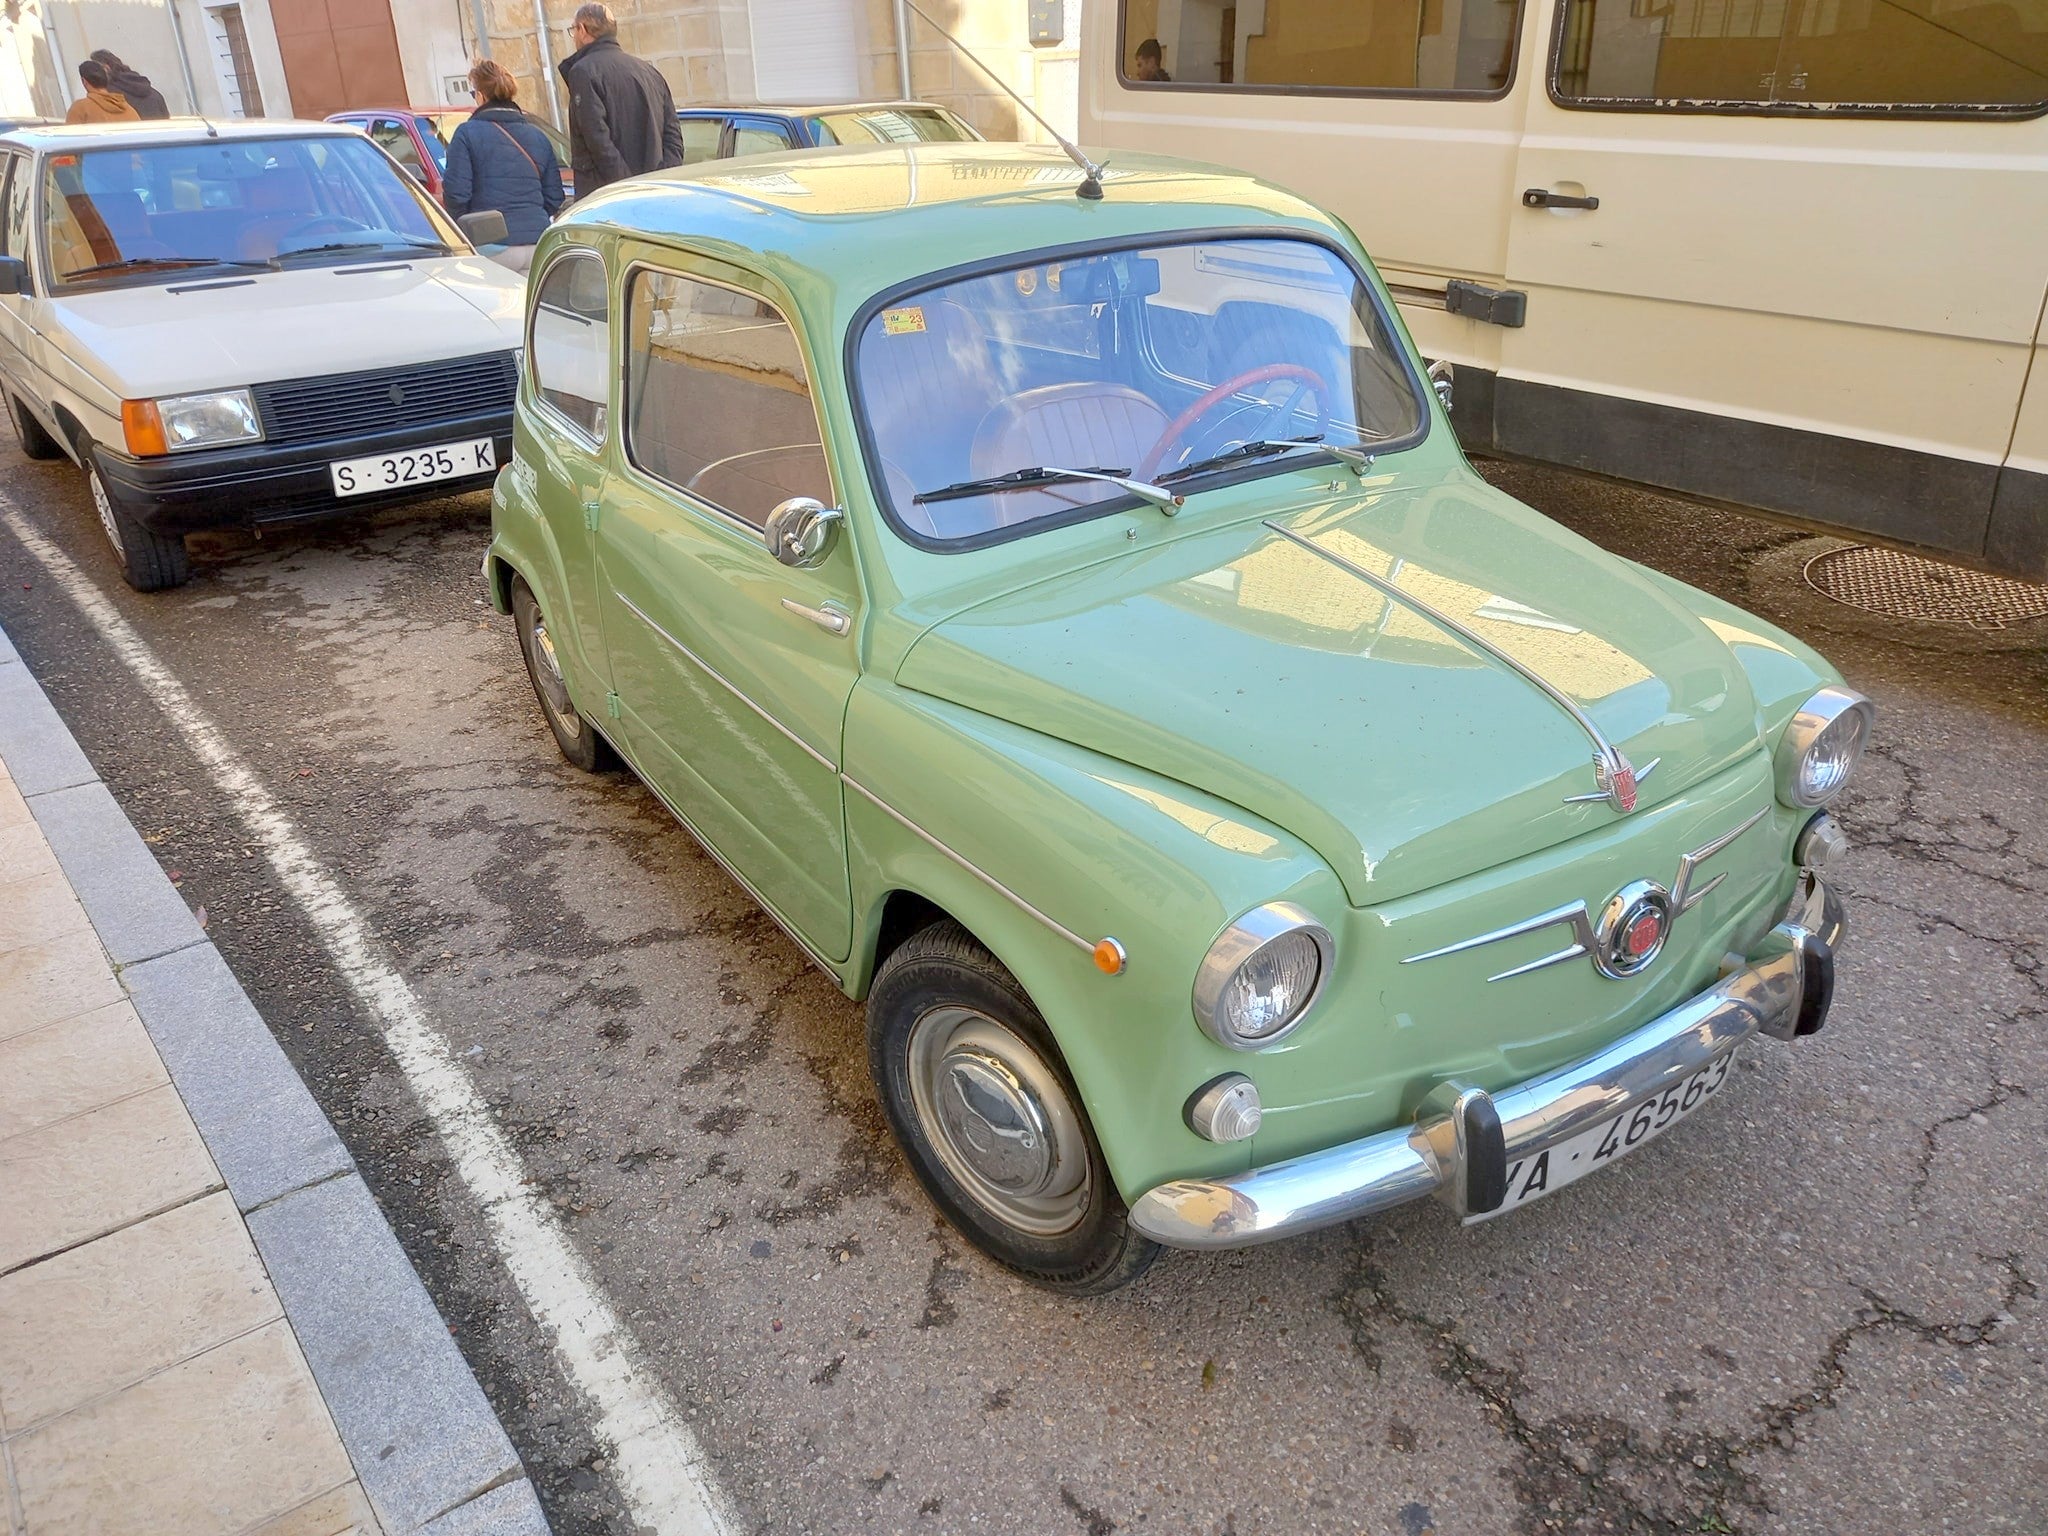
[0,117,360,152]
[676,100,963,117]
[554,143,1342,311]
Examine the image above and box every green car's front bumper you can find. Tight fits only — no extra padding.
[1129,870,1845,1248]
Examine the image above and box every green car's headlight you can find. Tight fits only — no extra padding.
[1775,686,1875,807]
[1193,902,1332,1049]
[155,389,262,452]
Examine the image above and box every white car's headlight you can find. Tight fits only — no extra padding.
[1775,686,1875,807]
[1192,902,1332,1049]
[152,389,263,453]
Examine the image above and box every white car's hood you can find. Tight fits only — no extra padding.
[52,256,524,397]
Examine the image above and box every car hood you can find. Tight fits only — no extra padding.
[49,257,524,397]
[895,478,1768,906]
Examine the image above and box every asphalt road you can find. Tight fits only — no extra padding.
[1,446,2043,1536]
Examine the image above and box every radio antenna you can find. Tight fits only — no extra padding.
[900,0,1107,200]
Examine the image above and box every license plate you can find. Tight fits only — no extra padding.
[330,437,495,497]
[1470,1050,1738,1222]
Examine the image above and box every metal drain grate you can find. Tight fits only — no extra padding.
[1803,544,2048,630]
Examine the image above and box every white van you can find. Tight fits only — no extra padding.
[1079,0,2048,580]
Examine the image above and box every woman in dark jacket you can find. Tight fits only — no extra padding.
[443,60,565,274]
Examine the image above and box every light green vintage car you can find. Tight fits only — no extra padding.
[486,143,1870,1294]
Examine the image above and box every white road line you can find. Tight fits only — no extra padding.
[0,501,739,1536]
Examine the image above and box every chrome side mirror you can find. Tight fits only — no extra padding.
[1427,358,1454,413]
[763,497,843,568]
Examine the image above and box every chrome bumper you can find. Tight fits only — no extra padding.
[1129,871,1845,1250]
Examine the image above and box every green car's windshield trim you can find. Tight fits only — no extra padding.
[841,226,1432,557]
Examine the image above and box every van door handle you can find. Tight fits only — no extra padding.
[781,597,851,636]
[1523,188,1600,210]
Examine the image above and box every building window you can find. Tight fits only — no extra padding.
[1118,0,1524,96]
[1553,0,2048,113]
[206,4,266,118]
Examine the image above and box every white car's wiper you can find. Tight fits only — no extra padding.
[1157,435,1374,486]
[915,464,1183,513]
[278,236,451,260]
[66,255,278,278]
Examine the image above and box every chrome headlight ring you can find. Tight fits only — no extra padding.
[1192,901,1334,1050]
[1774,686,1876,808]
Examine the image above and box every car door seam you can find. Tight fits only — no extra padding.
[612,588,839,772]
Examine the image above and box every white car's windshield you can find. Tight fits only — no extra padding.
[854,237,1424,545]
[43,136,451,289]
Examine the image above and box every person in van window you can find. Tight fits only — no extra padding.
[65,60,140,124]
[1133,39,1171,82]
[444,59,566,275]
[557,2,683,197]
[88,51,170,119]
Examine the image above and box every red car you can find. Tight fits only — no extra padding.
[326,107,576,203]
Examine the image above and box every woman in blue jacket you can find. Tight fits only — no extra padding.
[443,61,565,274]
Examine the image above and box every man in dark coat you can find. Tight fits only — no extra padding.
[89,50,171,119]
[556,3,683,196]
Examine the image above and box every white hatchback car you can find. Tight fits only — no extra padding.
[0,120,524,589]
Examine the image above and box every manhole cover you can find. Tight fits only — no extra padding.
[1802,544,2048,630]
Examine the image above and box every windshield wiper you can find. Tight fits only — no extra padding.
[278,235,451,260]
[914,464,1183,513]
[1157,435,1375,486]
[65,256,277,278]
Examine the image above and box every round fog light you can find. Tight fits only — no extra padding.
[1186,1074,1263,1143]
[1796,812,1849,869]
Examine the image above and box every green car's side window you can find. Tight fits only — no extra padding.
[623,267,831,529]
[529,251,610,442]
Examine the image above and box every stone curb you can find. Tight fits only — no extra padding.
[0,620,549,1536]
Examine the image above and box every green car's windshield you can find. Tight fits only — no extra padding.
[43,136,453,289]
[854,237,1424,545]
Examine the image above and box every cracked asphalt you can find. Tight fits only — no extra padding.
[1,445,2044,1536]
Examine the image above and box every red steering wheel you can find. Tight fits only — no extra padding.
[1138,363,1330,481]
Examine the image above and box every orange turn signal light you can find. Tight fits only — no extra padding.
[121,399,168,457]
[1092,938,1127,976]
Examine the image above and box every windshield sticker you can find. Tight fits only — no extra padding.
[881,306,927,336]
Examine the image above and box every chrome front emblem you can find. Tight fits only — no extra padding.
[1565,750,1661,812]
[1402,806,1770,983]
[1593,880,1672,978]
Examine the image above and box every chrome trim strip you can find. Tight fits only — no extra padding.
[1127,876,1844,1250]
[842,777,1096,957]
[1265,520,1623,766]
[1401,806,1769,981]
[613,591,838,773]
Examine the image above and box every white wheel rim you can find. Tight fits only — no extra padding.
[89,469,124,556]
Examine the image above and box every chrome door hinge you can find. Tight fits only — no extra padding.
[780,597,852,636]
[582,502,600,531]
[605,690,621,719]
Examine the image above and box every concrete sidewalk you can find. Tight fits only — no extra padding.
[0,622,548,1536]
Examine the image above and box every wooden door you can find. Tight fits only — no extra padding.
[270,0,408,119]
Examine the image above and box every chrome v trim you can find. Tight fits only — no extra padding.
[614,591,839,773]
[1263,521,1643,808]
[843,776,1098,958]
[1401,806,1769,982]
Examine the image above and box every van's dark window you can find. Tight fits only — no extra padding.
[1117,0,1522,95]
[1554,0,2048,111]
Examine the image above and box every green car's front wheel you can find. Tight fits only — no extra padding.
[869,920,1159,1295]
[512,576,613,773]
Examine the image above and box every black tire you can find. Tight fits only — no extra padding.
[511,575,614,772]
[86,447,190,591]
[868,920,1159,1295]
[7,394,62,461]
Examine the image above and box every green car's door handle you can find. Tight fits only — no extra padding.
[780,597,851,636]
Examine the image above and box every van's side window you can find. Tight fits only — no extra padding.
[624,269,831,529]
[530,252,611,441]
[1117,0,1522,95]
[1554,0,2048,111]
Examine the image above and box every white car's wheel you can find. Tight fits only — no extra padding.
[86,448,190,592]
